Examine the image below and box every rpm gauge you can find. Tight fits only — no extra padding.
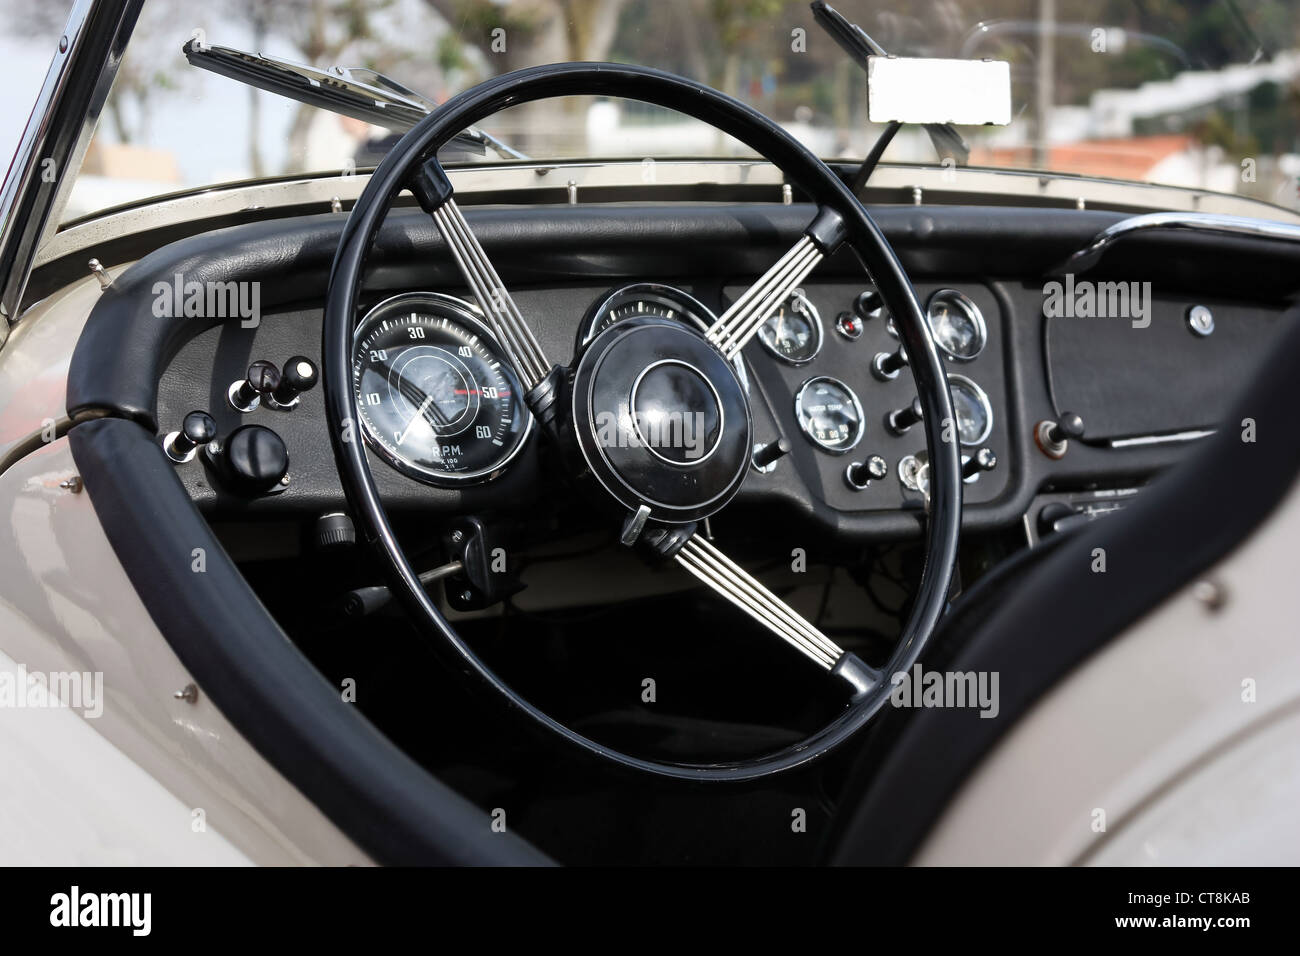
[352,292,532,485]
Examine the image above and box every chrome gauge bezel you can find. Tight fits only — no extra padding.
[351,291,534,486]
[580,282,749,391]
[793,375,866,455]
[756,288,823,366]
[926,289,987,361]
[947,373,994,447]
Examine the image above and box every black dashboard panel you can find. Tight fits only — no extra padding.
[1046,293,1291,440]
[70,201,1293,544]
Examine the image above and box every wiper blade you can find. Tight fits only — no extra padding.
[181,39,528,160]
[810,2,969,165]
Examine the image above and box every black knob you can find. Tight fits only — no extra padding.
[886,396,924,435]
[229,360,281,412]
[872,346,908,380]
[752,437,791,470]
[854,289,883,318]
[221,424,288,494]
[164,410,217,463]
[845,455,888,490]
[1047,412,1085,445]
[962,447,997,480]
[271,356,318,407]
[313,512,355,551]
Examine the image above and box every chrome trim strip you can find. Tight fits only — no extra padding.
[1053,212,1300,276]
[0,0,143,329]
[35,161,1300,279]
[1108,429,1215,448]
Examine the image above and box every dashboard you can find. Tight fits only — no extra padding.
[125,202,1293,549]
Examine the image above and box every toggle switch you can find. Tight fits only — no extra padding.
[845,455,888,490]
[162,410,217,464]
[268,356,319,409]
[886,396,923,435]
[962,447,997,482]
[872,346,908,380]
[228,360,281,413]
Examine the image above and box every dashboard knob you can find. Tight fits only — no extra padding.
[220,424,288,494]
[270,356,319,408]
[845,455,888,490]
[313,512,356,551]
[1035,412,1084,459]
[886,396,923,435]
[228,360,281,412]
[854,289,883,319]
[962,447,997,481]
[163,410,217,463]
[752,436,791,471]
[872,346,908,380]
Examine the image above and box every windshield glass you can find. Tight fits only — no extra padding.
[4,0,1297,221]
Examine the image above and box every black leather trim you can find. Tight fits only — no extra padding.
[68,416,552,866]
[827,310,1300,865]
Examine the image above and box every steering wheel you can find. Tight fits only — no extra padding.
[322,63,961,782]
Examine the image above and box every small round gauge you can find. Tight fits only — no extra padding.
[926,289,987,360]
[948,374,993,446]
[580,283,748,389]
[757,289,822,365]
[352,292,531,485]
[794,376,865,454]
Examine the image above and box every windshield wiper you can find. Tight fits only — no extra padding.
[181,39,528,161]
[811,1,970,175]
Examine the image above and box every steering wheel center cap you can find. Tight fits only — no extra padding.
[629,359,723,465]
[572,317,753,523]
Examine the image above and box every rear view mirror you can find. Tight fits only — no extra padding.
[867,56,1012,126]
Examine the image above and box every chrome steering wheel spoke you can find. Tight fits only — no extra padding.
[413,159,551,390]
[675,534,880,697]
[705,207,847,360]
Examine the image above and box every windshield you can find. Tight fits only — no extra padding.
[5,0,1298,221]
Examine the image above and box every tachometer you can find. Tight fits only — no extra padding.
[352,292,531,485]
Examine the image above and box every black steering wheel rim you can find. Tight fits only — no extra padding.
[322,61,961,782]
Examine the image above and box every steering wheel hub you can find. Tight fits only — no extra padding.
[571,317,752,523]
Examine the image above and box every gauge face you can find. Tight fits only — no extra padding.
[757,289,822,364]
[948,374,993,446]
[582,283,715,344]
[794,376,864,454]
[926,289,986,360]
[581,283,748,389]
[352,293,531,485]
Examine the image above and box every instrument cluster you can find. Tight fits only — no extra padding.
[349,280,1002,509]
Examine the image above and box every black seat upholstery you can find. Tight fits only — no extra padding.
[826,312,1300,865]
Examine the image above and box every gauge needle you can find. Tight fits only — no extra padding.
[396,395,437,446]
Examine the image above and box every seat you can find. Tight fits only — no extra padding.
[825,310,1300,865]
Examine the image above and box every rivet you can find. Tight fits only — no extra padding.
[174,683,199,704]
[1193,579,1227,612]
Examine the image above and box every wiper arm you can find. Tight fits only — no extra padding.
[810,2,970,167]
[181,39,528,160]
